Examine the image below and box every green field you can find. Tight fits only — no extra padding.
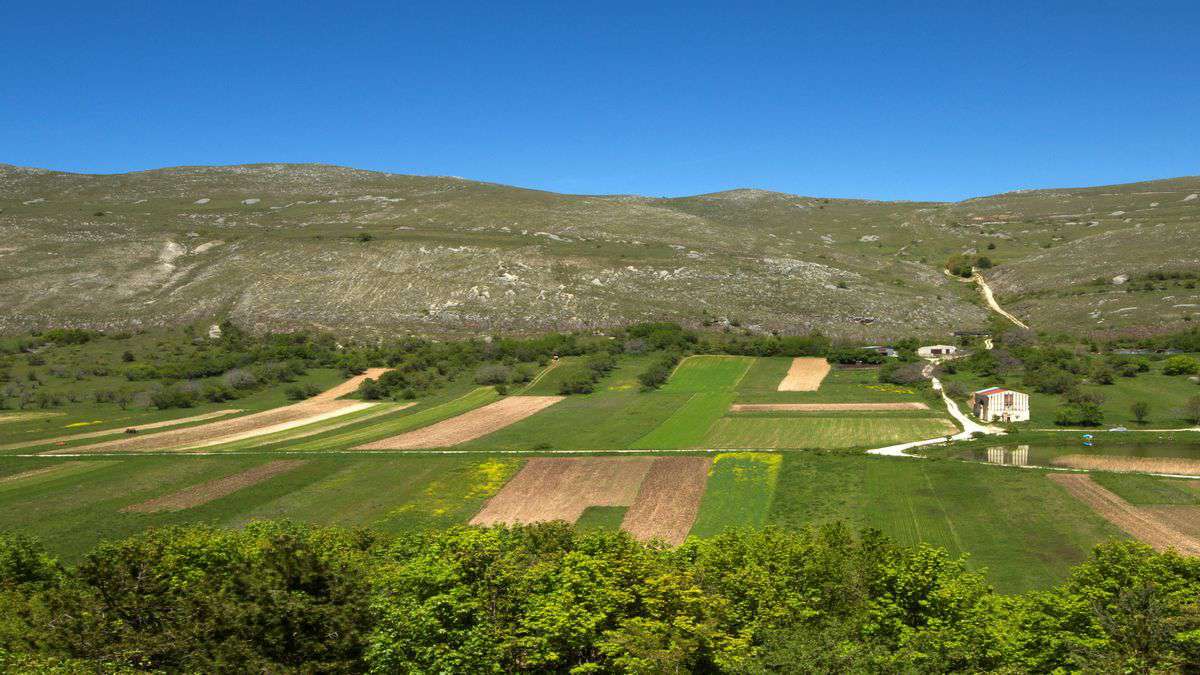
[735,359,933,404]
[765,454,1123,592]
[661,355,754,392]
[1090,472,1200,505]
[703,415,956,449]
[689,452,780,536]
[0,454,518,560]
[575,506,628,533]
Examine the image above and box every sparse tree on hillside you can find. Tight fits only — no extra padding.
[1131,401,1150,424]
[1182,396,1200,425]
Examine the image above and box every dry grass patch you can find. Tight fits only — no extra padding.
[1051,455,1200,476]
[357,396,563,449]
[621,456,711,545]
[1048,473,1200,556]
[470,457,655,525]
[776,357,830,391]
[730,402,929,412]
[122,460,307,513]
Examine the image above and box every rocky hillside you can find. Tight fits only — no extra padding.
[0,164,1196,338]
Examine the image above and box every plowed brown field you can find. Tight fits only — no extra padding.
[471,455,712,545]
[621,456,711,545]
[356,396,563,449]
[471,457,654,525]
[1048,473,1200,556]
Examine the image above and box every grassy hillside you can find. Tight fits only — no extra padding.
[1,163,1197,338]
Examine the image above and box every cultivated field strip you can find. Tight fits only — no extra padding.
[621,456,711,545]
[356,396,563,449]
[471,457,654,525]
[122,460,308,513]
[471,456,712,545]
[309,368,389,400]
[0,461,115,490]
[1048,473,1200,556]
[729,402,929,412]
[776,357,831,391]
[44,370,388,454]
[1051,455,1200,476]
[0,409,242,451]
[198,402,413,452]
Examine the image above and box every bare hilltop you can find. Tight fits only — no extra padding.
[1,163,1196,338]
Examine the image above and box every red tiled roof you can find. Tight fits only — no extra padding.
[975,387,1008,396]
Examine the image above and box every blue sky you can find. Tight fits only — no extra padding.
[3,1,1197,200]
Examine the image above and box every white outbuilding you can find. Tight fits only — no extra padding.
[970,387,1030,423]
[917,344,958,358]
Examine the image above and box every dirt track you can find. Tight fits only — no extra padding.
[470,457,654,525]
[1051,455,1200,476]
[47,370,388,455]
[730,402,928,412]
[357,396,563,449]
[122,460,307,513]
[620,456,711,545]
[776,358,830,391]
[1048,473,1200,556]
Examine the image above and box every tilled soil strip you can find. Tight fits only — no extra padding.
[776,357,831,391]
[730,402,929,412]
[0,409,242,451]
[47,401,371,454]
[1048,473,1200,556]
[470,457,654,525]
[1144,506,1200,540]
[122,460,308,513]
[621,456,712,545]
[309,368,390,401]
[357,396,563,449]
[186,402,379,448]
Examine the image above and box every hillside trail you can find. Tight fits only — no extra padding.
[943,268,1029,330]
[972,270,1029,330]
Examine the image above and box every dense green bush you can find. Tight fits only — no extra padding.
[1163,355,1200,376]
[2,524,1199,672]
[638,352,681,390]
[1054,401,1104,426]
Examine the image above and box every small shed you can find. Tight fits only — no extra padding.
[917,344,958,358]
[970,387,1030,423]
[863,345,899,358]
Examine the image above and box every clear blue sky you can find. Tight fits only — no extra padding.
[4,1,1197,200]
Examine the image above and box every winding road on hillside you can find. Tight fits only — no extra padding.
[973,271,1029,329]
[866,375,1002,457]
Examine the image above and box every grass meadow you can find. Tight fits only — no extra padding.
[766,454,1123,592]
[0,454,519,560]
